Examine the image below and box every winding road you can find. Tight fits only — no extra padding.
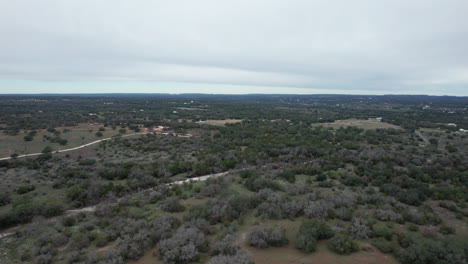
[0,131,151,161]
[0,170,235,240]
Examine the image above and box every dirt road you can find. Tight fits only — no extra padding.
[0,169,234,240]
[0,131,194,161]
[415,130,430,145]
[0,132,151,161]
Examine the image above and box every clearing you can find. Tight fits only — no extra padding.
[314,119,402,130]
[198,119,243,126]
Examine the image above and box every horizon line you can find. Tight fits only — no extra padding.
[0,93,467,97]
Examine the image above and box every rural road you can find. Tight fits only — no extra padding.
[0,131,193,161]
[0,131,150,161]
[0,170,234,240]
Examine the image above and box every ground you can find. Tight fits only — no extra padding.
[199,119,243,126]
[0,123,126,158]
[313,119,402,130]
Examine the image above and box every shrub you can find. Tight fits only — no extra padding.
[397,237,467,264]
[407,223,419,232]
[159,227,206,263]
[295,219,334,253]
[62,217,76,227]
[439,225,455,235]
[327,232,359,254]
[239,170,259,179]
[207,251,251,264]
[276,170,296,183]
[304,200,334,219]
[372,222,394,240]
[375,209,401,222]
[17,185,35,194]
[210,235,241,256]
[78,159,96,166]
[372,237,395,253]
[247,225,288,248]
[0,192,11,206]
[244,177,282,192]
[349,218,371,240]
[160,197,185,213]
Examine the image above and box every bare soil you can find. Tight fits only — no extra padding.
[314,119,402,130]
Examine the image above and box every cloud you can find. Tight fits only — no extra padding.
[0,0,467,95]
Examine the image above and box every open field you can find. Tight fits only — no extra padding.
[199,119,243,126]
[0,124,128,158]
[313,119,402,130]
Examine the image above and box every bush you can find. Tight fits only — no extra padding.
[439,225,455,235]
[304,200,334,219]
[17,185,35,194]
[372,222,394,240]
[247,225,288,248]
[78,159,96,166]
[244,177,282,192]
[0,192,11,206]
[327,232,359,254]
[349,218,371,240]
[210,235,241,256]
[276,170,296,183]
[239,170,259,179]
[207,251,251,264]
[295,219,334,252]
[372,237,396,253]
[62,217,76,227]
[160,197,185,213]
[397,237,467,264]
[159,227,206,263]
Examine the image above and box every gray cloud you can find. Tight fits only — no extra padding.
[0,0,467,94]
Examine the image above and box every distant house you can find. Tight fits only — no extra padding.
[447,123,457,127]
[459,129,468,133]
[422,105,430,110]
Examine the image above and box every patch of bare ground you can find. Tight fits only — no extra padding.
[314,118,402,130]
[237,219,398,264]
[175,107,207,111]
[427,200,468,239]
[200,119,243,126]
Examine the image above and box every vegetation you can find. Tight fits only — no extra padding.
[0,94,466,264]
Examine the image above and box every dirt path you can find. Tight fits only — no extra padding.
[415,130,430,145]
[0,169,234,240]
[0,131,194,161]
[0,132,150,161]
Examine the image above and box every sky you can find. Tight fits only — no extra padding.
[0,0,467,95]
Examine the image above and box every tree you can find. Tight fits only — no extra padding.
[327,232,359,254]
[207,251,251,264]
[159,227,206,263]
[349,218,371,240]
[295,219,334,253]
[397,237,467,264]
[247,225,288,248]
[160,197,185,213]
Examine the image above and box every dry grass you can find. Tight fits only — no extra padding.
[200,119,243,126]
[0,123,125,157]
[314,119,402,130]
[236,218,398,264]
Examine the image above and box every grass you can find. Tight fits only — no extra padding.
[0,123,126,157]
[236,217,399,264]
[313,119,402,130]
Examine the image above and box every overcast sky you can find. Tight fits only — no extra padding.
[0,0,467,95]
